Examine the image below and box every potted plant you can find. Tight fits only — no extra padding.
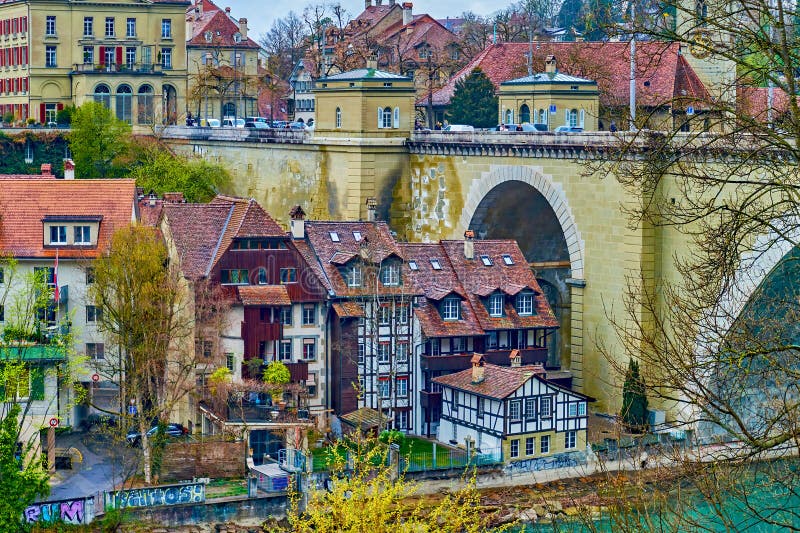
[263,361,290,409]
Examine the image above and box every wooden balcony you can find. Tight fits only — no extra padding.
[285,361,309,382]
[484,348,548,366]
[419,390,442,409]
[241,321,281,341]
[420,354,472,372]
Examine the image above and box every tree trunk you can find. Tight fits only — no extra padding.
[138,393,151,484]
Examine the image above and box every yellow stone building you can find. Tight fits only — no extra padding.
[498,56,600,131]
[185,0,262,122]
[0,0,188,126]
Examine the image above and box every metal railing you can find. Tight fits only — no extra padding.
[72,62,165,74]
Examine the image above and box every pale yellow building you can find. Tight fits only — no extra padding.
[498,57,600,131]
[185,0,262,122]
[0,0,188,127]
[314,67,416,138]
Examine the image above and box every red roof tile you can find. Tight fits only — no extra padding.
[433,362,545,399]
[737,86,793,122]
[162,202,233,280]
[428,41,710,109]
[186,0,260,49]
[237,285,291,306]
[333,301,366,318]
[0,178,137,259]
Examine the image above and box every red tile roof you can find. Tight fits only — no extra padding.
[238,285,292,306]
[0,178,137,259]
[737,86,793,123]
[186,0,260,49]
[428,41,710,109]
[433,362,546,399]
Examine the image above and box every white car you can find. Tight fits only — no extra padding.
[222,117,245,128]
[443,124,475,132]
[199,118,220,127]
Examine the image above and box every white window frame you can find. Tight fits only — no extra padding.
[302,304,316,325]
[302,338,316,360]
[358,342,365,364]
[345,266,362,287]
[488,294,504,317]
[540,397,552,418]
[378,378,390,398]
[126,17,136,37]
[510,439,520,458]
[540,435,550,454]
[126,47,136,67]
[396,377,408,397]
[378,342,390,363]
[441,298,460,320]
[393,107,400,128]
[525,398,536,420]
[49,225,66,244]
[516,293,534,315]
[105,16,115,37]
[45,46,57,68]
[83,46,94,65]
[568,403,578,417]
[161,47,172,69]
[74,225,91,245]
[526,436,535,455]
[380,264,400,286]
[83,16,92,37]
[46,16,56,36]
[381,107,392,128]
[396,342,408,363]
[578,402,586,416]
[161,18,172,39]
[509,399,521,421]
[565,430,576,449]
[279,339,292,361]
[477,397,485,419]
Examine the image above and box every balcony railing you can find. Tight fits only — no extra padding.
[72,62,164,74]
[285,361,309,382]
[419,389,442,408]
[420,348,548,372]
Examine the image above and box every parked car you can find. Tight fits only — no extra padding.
[555,126,584,133]
[199,118,220,127]
[520,122,548,132]
[443,124,475,132]
[126,423,189,447]
[272,120,289,128]
[222,117,245,128]
[81,413,119,432]
[245,116,269,125]
[287,121,307,130]
[245,120,270,129]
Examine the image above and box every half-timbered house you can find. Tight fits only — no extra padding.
[434,354,590,462]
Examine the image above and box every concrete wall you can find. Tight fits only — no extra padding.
[115,494,287,528]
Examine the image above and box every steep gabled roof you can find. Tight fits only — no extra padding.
[0,178,137,259]
[162,203,233,280]
[186,0,260,49]
[433,363,545,399]
[428,41,710,109]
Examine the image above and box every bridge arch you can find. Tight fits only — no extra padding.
[458,164,584,279]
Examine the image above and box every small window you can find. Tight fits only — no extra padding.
[202,340,213,358]
[74,226,91,244]
[335,107,342,128]
[378,377,390,398]
[540,397,552,418]
[345,266,362,287]
[83,16,92,37]
[516,293,534,316]
[525,398,536,420]
[46,15,57,36]
[86,305,102,323]
[353,231,362,242]
[397,304,409,324]
[303,338,316,360]
[380,264,400,286]
[87,343,105,360]
[378,305,391,325]
[526,437,535,455]
[477,397,485,419]
[430,259,442,270]
[396,342,408,362]
[488,294,504,317]
[257,268,268,285]
[383,82,393,87]
[396,377,408,397]
[329,231,340,242]
[302,303,316,325]
[568,403,577,417]
[85,268,95,284]
[49,225,66,244]
[221,269,249,284]
[280,268,297,284]
[578,402,587,416]
[225,353,235,371]
[0,267,3,283]
[480,254,493,266]
[161,18,172,39]
[509,399,521,420]
[510,439,519,458]
[45,46,57,68]
[126,17,136,37]
[565,431,576,449]
[408,260,418,270]
[502,254,514,265]
[441,298,460,320]
[358,342,365,364]
[279,339,292,361]
[105,16,115,37]
[540,435,550,454]
[280,307,293,326]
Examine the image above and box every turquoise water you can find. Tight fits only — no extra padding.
[513,460,800,532]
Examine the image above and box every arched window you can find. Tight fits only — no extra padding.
[93,84,111,108]
[137,84,153,125]
[519,104,530,123]
[538,109,547,125]
[505,109,513,124]
[335,107,341,128]
[382,106,392,128]
[696,0,708,25]
[223,102,236,118]
[116,84,132,124]
[568,109,578,127]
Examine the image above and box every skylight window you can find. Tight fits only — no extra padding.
[408,260,418,270]
[353,231,362,242]
[502,254,514,265]
[430,259,442,270]
[329,231,340,242]
[480,255,493,266]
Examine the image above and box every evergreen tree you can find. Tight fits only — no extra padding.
[621,358,648,431]
[448,69,498,129]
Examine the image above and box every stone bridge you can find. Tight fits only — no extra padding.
[161,127,672,411]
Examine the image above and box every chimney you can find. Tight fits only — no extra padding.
[147,190,158,207]
[471,354,485,384]
[40,163,52,176]
[545,55,557,75]
[238,18,248,40]
[63,159,74,180]
[402,2,412,25]
[225,6,231,16]
[289,205,306,239]
[463,230,475,260]
[366,197,377,222]
[510,349,521,367]
[366,55,377,70]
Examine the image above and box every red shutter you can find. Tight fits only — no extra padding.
[116,46,122,66]
[23,104,28,119]
[40,103,45,122]
[0,80,4,93]
[99,46,105,65]
[57,102,63,111]
[22,16,27,33]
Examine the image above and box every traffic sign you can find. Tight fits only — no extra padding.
[91,373,100,382]
[687,106,695,116]
[549,104,557,114]
[49,418,59,427]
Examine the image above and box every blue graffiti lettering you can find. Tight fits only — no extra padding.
[104,483,206,510]
[504,453,581,475]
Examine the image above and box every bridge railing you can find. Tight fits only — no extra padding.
[409,130,621,146]
[159,126,308,143]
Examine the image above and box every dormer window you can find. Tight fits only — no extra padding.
[345,265,362,287]
[49,225,67,244]
[329,231,340,242]
[380,263,400,286]
[441,297,460,321]
[502,254,514,265]
[430,259,442,270]
[488,293,504,317]
[408,260,418,270]
[353,231,362,242]
[480,255,493,266]
[516,292,535,315]
[74,226,91,245]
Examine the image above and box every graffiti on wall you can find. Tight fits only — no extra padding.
[104,482,205,511]
[24,497,95,525]
[504,453,581,475]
